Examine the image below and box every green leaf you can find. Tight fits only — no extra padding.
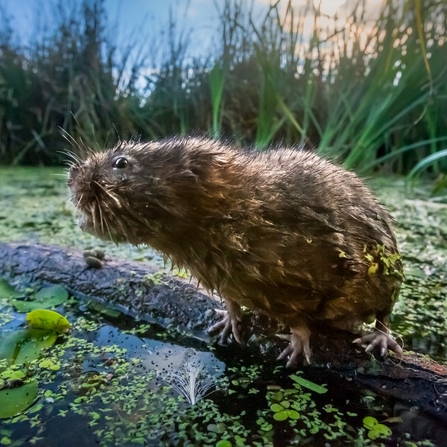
[0,329,57,364]
[363,416,378,430]
[0,280,21,299]
[286,410,300,420]
[270,403,284,412]
[216,441,232,447]
[409,148,447,179]
[11,285,68,313]
[0,379,38,419]
[10,300,44,312]
[35,285,68,307]
[26,309,70,332]
[271,391,283,402]
[260,423,273,432]
[374,423,392,437]
[38,359,60,371]
[368,430,381,440]
[290,374,328,394]
[87,302,121,318]
[0,368,26,381]
[273,411,289,421]
[35,284,68,302]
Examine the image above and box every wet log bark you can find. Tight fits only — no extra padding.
[0,242,446,423]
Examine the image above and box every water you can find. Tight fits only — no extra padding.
[1,299,445,447]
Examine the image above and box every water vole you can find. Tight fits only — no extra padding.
[67,136,403,365]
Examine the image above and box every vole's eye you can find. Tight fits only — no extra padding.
[112,157,128,170]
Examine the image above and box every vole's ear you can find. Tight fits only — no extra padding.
[181,168,197,179]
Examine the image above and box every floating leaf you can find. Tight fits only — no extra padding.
[363,416,378,430]
[1,436,12,445]
[216,441,232,447]
[271,391,283,401]
[273,411,288,421]
[87,301,121,318]
[0,379,38,419]
[290,374,328,394]
[0,329,57,364]
[35,285,68,302]
[373,424,392,437]
[368,424,393,440]
[270,403,284,413]
[26,309,70,332]
[0,368,26,381]
[286,410,300,420]
[38,359,60,371]
[363,416,392,440]
[11,285,68,313]
[0,280,21,299]
[11,300,47,312]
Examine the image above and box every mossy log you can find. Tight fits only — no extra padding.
[0,242,446,424]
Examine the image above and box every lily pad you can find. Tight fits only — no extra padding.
[26,309,70,332]
[11,285,68,313]
[87,301,122,318]
[0,329,57,364]
[35,285,68,303]
[0,379,38,419]
[0,280,22,299]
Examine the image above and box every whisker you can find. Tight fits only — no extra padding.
[60,128,93,158]
[55,147,79,170]
[94,181,122,208]
[76,194,84,210]
[90,202,98,232]
[96,197,106,234]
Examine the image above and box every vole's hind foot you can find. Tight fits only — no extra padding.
[277,323,312,367]
[353,329,403,358]
[207,299,243,344]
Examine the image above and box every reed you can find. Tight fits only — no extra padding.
[0,0,445,175]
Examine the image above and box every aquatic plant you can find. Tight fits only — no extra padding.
[161,359,215,406]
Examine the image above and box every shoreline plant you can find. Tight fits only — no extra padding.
[0,0,445,176]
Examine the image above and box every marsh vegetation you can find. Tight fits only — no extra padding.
[0,0,446,179]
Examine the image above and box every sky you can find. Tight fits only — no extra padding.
[2,0,230,50]
[1,0,383,48]
[0,0,384,74]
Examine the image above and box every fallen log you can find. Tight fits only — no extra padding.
[0,242,221,331]
[0,242,446,424]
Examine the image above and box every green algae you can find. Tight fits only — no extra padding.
[0,169,446,445]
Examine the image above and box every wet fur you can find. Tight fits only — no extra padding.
[68,137,402,341]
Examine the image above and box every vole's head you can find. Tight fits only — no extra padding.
[67,141,159,244]
[67,137,237,245]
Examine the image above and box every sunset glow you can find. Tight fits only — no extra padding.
[314,0,347,16]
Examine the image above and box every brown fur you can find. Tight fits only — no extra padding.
[68,136,402,349]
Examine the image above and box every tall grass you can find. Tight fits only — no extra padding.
[0,0,446,174]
